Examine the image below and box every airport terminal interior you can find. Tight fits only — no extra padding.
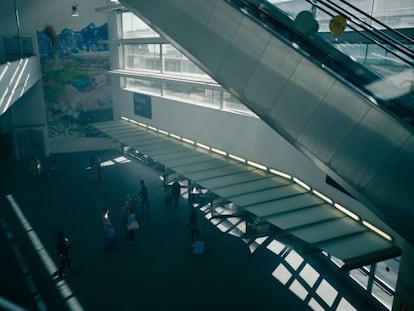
[0,0,413,310]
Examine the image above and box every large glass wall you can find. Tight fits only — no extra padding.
[122,12,159,38]
[162,44,207,77]
[118,12,253,115]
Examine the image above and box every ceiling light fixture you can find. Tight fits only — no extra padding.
[71,2,79,16]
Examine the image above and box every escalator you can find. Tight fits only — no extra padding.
[119,0,414,246]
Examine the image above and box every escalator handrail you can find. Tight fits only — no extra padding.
[228,0,414,129]
[308,0,414,67]
[336,0,414,46]
[238,0,381,90]
[319,0,414,60]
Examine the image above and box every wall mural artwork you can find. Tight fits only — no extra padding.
[37,23,112,149]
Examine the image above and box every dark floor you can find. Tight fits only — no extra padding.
[0,149,388,311]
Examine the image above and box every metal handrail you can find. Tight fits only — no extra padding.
[319,0,414,59]
[229,0,414,129]
[307,0,414,67]
[336,0,414,46]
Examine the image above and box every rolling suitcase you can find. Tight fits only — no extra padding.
[104,226,117,251]
[193,240,205,255]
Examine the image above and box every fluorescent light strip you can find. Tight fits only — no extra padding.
[66,297,84,311]
[138,122,147,128]
[312,189,333,204]
[247,160,267,171]
[293,177,311,191]
[12,60,29,101]
[170,133,181,140]
[6,195,32,231]
[8,59,22,88]
[0,63,9,81]
[148,125,157,131]
[37,248,58,275]
[182,138,195,144]
[0,297,30,311]
[20,72,30,97]
[158,129,169,135]
[196,142,210,150]
[6,195,84,311]
[334,203,359,221]
[27,231,44,252]
[57,282,74,299]
[229,154,246,163]
[120,116,129,121]
[129,119,138,124]
[269,168,291,179]
[211,148,226,156]
[362,220,392,241]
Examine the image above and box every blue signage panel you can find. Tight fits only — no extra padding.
[133,93,152,119]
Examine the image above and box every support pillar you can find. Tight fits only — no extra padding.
[393,242,414,311]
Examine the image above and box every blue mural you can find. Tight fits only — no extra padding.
[37,23,112,139]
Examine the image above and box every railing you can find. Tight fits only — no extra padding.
[227,0,414,128]
[312,0,414,65]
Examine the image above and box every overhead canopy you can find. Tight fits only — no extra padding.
[92,119,400,270]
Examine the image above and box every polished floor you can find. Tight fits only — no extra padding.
[0,149,388,311]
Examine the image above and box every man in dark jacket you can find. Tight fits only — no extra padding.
[171,178,181,208]
[53,232,75,280]
[139,180,149,213]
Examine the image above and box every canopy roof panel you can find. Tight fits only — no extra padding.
[92,119,400,269]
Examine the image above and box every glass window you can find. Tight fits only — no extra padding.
[122,12,159,38]
[269,1,313,21]
[222,92,252,114]
[125,77,162,96]
[124,44,161,71]
[162,44,208,77]
[372,281,394,310]
[375,257,399,291]
[163,81,221,108]
[349,267,369,289]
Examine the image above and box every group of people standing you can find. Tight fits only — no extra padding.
[52,173,204,280]
[102,179,149,250]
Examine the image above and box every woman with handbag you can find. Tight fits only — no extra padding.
[126,207,139,244]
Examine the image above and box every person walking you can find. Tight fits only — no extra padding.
[102,208,112,227]
[52,232,75,280]
[188,206,200,244]
[102,208,117,251]
[90,155,104,182]
[126,207,139,244]
[138,180,149,213]
[171,178,181,208]
[29,156,43,181]
[120,198,131,238]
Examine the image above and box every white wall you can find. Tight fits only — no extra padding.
[10,81,47,127]
[112,84,402,247]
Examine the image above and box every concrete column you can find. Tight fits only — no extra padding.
[393,242,414,311]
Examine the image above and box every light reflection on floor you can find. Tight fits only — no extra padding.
[197,201,359,311]
[161,172,395,311]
